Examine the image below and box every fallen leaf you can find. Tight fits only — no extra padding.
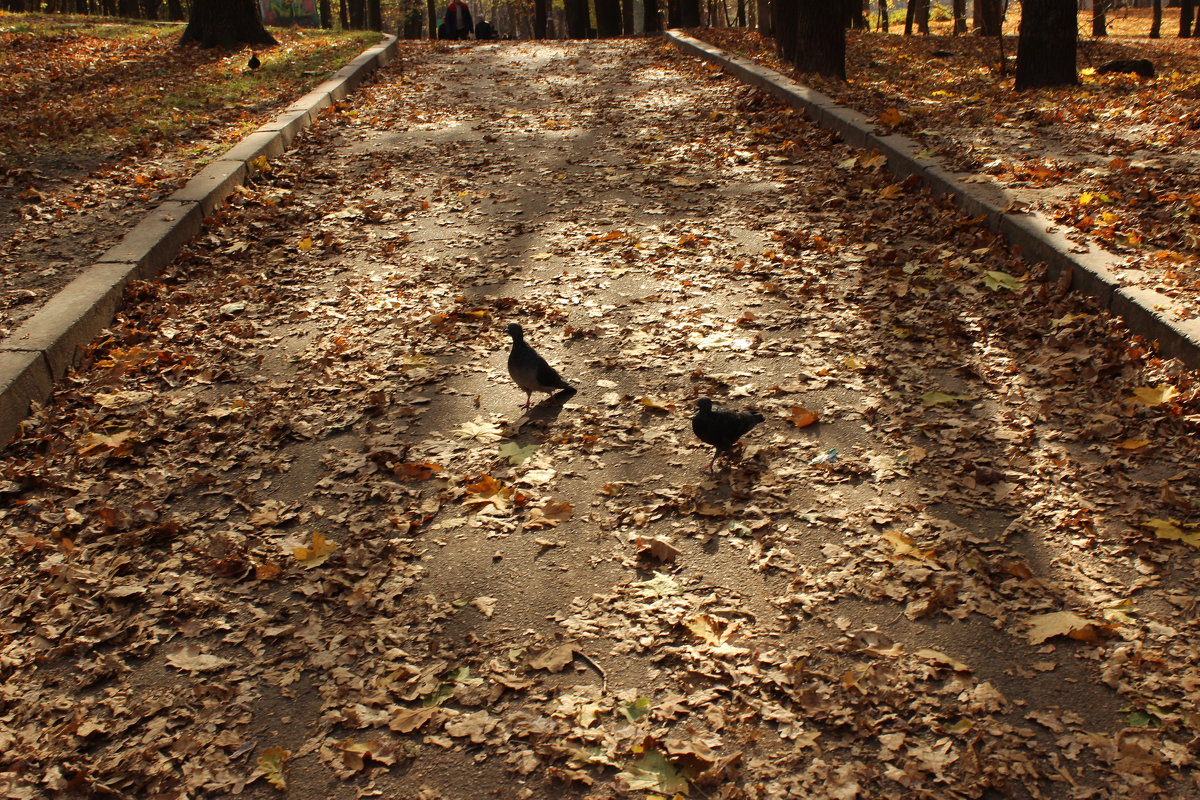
[1025,611,1113,645]
[254,747,289,791]
[1128,385,1179,406]
[497,442,538,464]
[166,645,232,673]
[528,644,576,672]
[292,531,338,568]
[1141,518,1200,548]
[524,500,573,529]
[789,406,819,428]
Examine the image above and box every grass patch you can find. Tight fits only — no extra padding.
[0,12,380,170]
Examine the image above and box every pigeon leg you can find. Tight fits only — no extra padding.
[521,391,533,409]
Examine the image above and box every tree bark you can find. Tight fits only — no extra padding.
[644,0,661,32]
[904,0,914,34]
[1092,0,1108,36]
[1014,0,1077,89]
[534,0,547,37]
[565,0,588,37]
[622,0,635,33]
[916,0,929,34]
[596,0,621,35]
[677,0,701,26]
[974,0,1002,35]
[757,0,771,34]
[180,0,277,49]
[1182,0,1195,36]
[953,0,966,34]
[1150,0,1162,37]
[793,0,845,79]
[367,0,381,30]
[773,0,796,63]
[878,0,887,31]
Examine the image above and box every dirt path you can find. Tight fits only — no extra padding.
[2,39,1198,800]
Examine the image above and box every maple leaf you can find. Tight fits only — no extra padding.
[253,747,289,791]
[528,644,576,672]
[1140,518,1200,548]
[1025,611,1114,645]
[524,500,572,529]
[166,645,232,673]
[1127,385,1179,406]
[618,748,689,795]
[77,430,134,456]
[497,442,537,464]
[983,270,1025,291]
[790,405,819,428]
[292,531,338,568]
[452,419,505,443]
[464,474,514,511]
[876,107,905,127]
[684,613,737,645]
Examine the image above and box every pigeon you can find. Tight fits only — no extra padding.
[506,323,575,408]
[247,53,261,70]
[692,397,764,470]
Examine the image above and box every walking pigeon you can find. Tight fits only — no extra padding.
[507,323,575,408]
[692,397,764,470]
[247,53,261,70]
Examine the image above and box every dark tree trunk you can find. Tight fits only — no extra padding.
[757,0,771,34]
[180,0,277,48]
[118,0,137,16]
[793,0,845,78]
[166,0,183,20]
[565,0,588,37]
[916,0,929,33]
[904,0,914,34]
[319,0,332,28]
[534,0,547,37]
[737,0,745,27]
[773,0,797,62]
[596,0,621,35]
[677,0,701,26]
[846,0,866,28]
[878,0,887,31]
[1182,0,1195,36]
[1150,0,1162,37]
[622,0,635,33]
[367,0,381,30]
[339,0,349,31]
[953,0,966,34]
[644,0,661,31]
[1092,0,1108,36]
[347,0,365,29]
[1014,0,1077,89]
[974,0,1002,35]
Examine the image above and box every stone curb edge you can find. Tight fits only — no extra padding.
[0,35,399,449]
[664,31,1200,371]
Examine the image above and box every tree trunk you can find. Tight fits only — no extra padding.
[916,0,929,33]
[757,0,771,34]
[644,0,661,31]
[347,0,365,29]
[975,0,1002,35]
[596,0,621,35]
[319,0,332,28]
[180,0,277,49]
[903,0,915,34]
[846,0,866,28]
[367,0,381,30]
[1150,0,1162,37]
[773,0,796,62]
[737,0,745,27]
[1014,0,1077,89]
[534,0,547,37]
[623,0,635,33]
[1092,0,1108,36]
[953,0,966,34]
[793,0,845,78]
[1182,0,1195,36]
[878,0,887,31]
[677,0,701,26]
[166,0,183,20]
[565,0,588,37]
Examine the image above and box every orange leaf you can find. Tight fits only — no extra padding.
[790,406,819,428]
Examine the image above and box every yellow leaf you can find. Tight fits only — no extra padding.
[1025,611,1112,645]
[877,108,904,127]
[1128,385,1178,405]
[293,531,338,568]
[789,406,819,428]
[878,182,904,200]
[254,747,289,791]
[78,430,134,456]
[1141,518,1200,548]
[843,356,867,370]
[1116,438,1150,451]
[298,236,313,252]
[639,396,673,412]
[1078,191,1094,206]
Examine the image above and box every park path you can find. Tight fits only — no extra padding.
[1,38,1198,800]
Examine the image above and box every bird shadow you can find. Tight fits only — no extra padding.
[509,388,576,436]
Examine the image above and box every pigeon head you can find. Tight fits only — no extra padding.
[507,323,524,340]
[696,397,713,413]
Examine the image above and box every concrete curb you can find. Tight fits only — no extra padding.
[0,35,398,448]
[664,31,1200,370]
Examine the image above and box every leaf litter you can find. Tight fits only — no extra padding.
[1,37,1199,800]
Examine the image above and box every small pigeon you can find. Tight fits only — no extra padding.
[506,323,575,409]
[692,397,764,470]
[247,53,261,70]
